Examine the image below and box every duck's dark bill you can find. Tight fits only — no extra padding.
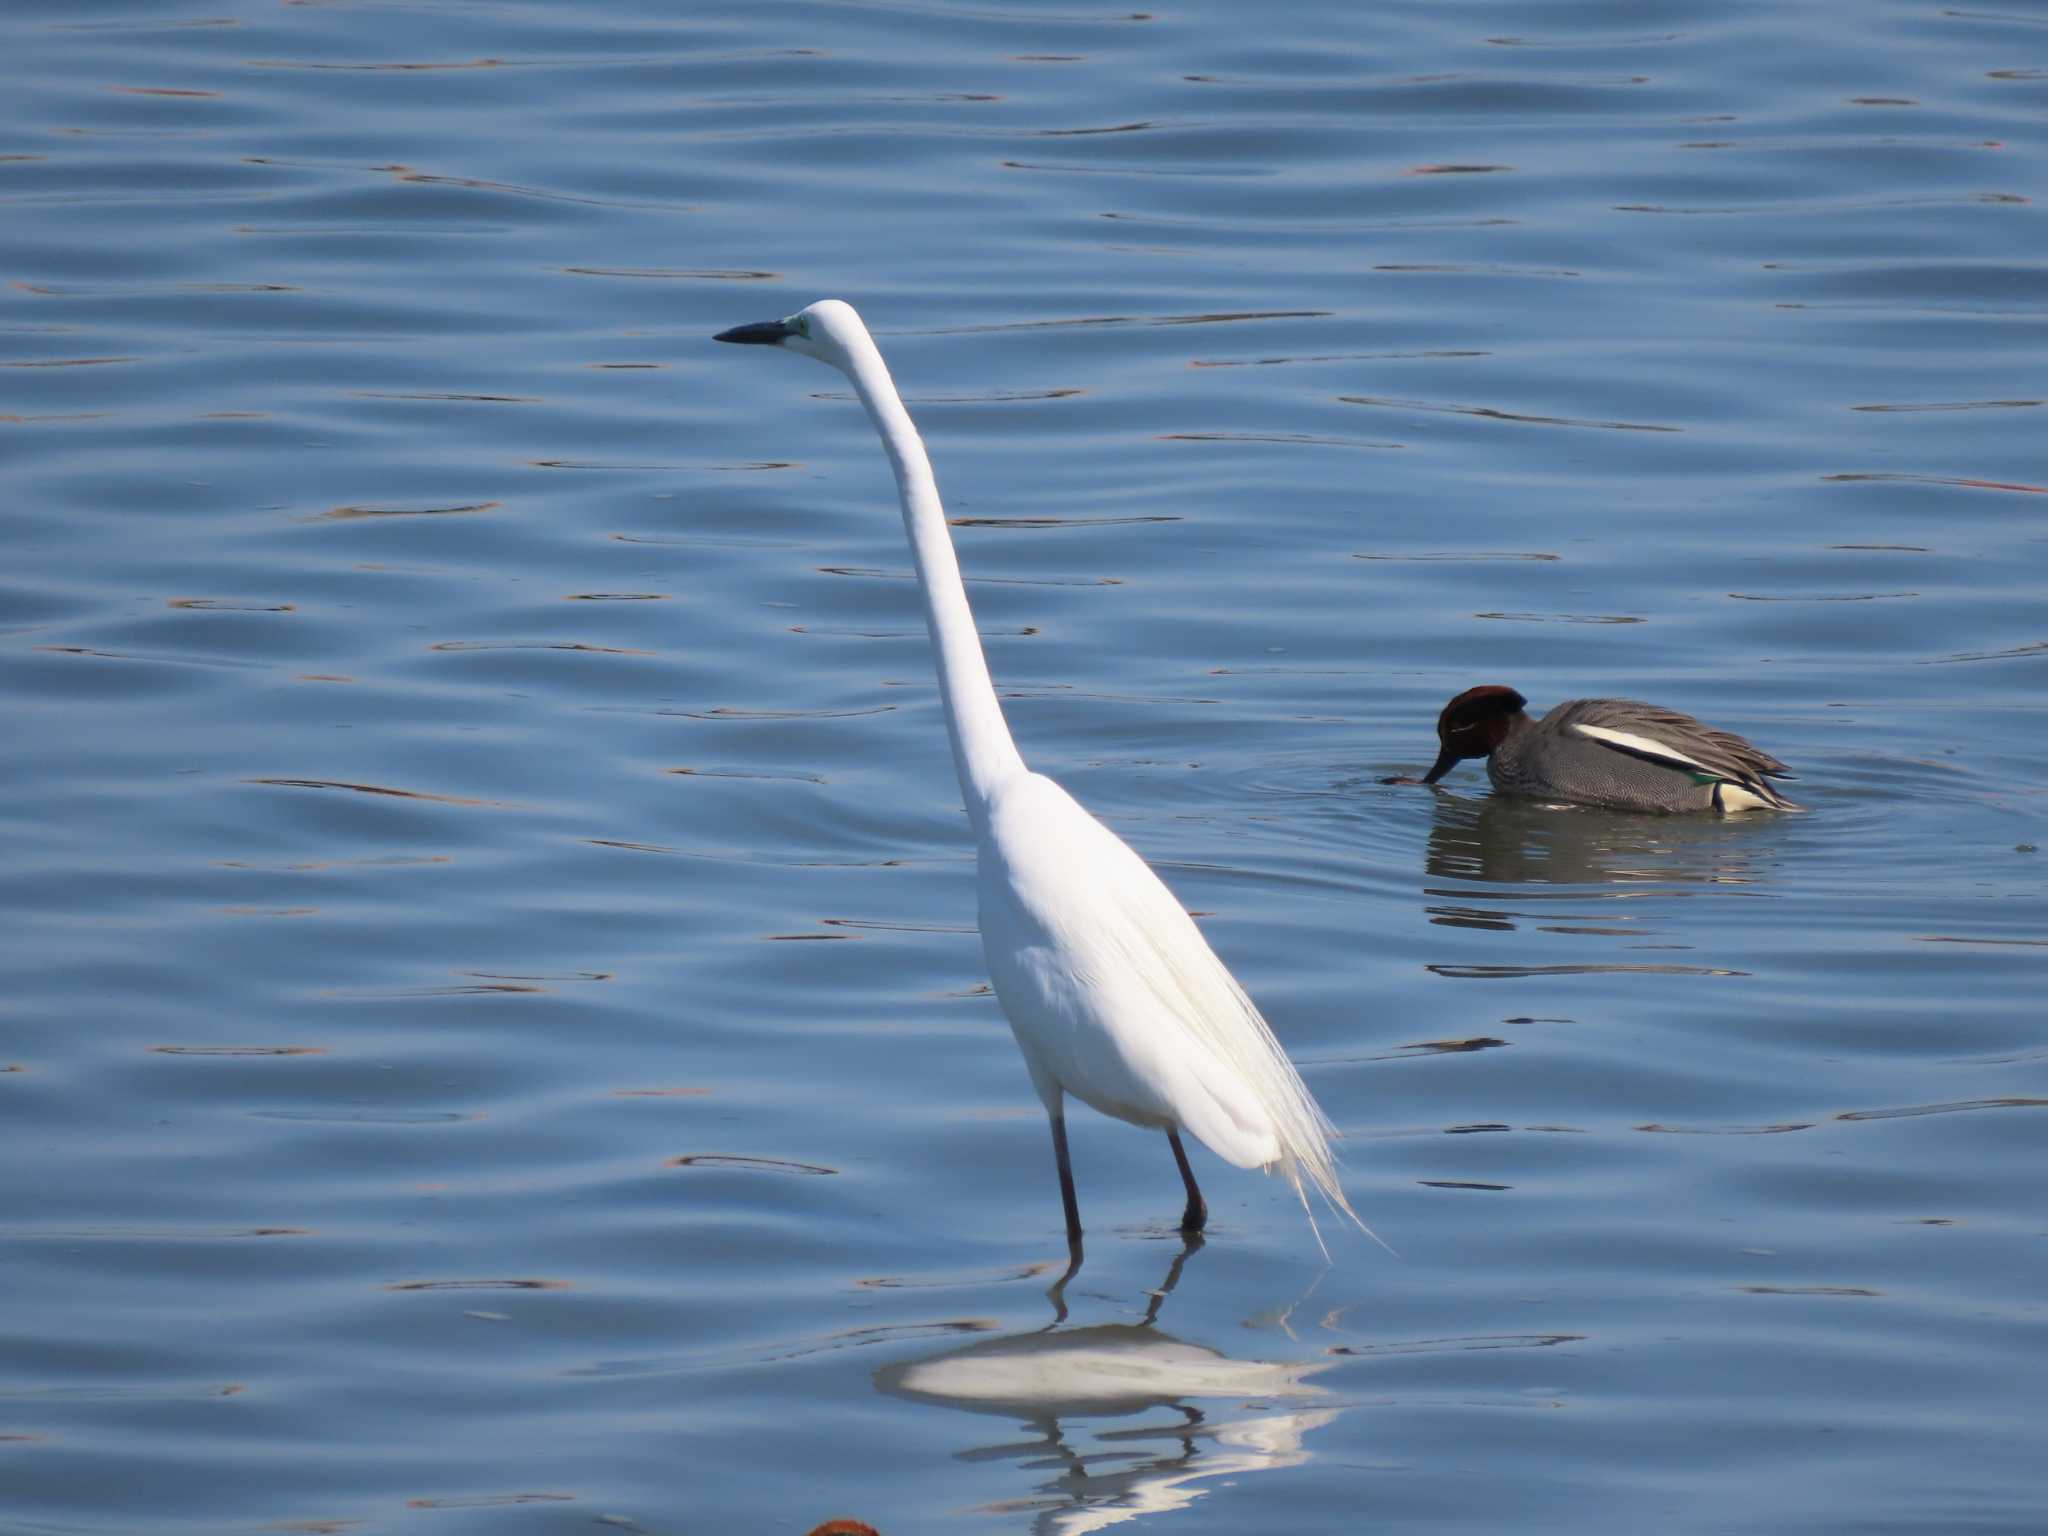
[714,320,792,345]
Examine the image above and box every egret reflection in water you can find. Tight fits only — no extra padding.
[875,1242,1342,1534]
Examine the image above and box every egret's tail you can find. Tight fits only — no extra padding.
[1278,1141,1395,1262]
[1180,963,1390,1258]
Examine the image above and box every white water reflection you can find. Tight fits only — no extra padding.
[876,1247,1342,1534]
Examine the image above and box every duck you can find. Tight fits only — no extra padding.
[1398,685,1800,813]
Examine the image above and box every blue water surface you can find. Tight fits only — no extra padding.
[2,2,2044,1533]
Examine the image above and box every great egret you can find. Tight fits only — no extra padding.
[1395,686,1800,813]
[715,300,1366,1250]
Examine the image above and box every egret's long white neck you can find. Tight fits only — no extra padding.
[836,328,1026,831]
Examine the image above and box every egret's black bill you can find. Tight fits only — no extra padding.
[714,319,792,346]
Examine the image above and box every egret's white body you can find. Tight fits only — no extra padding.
[715,300,1365,1247]
[982,771,1280,1169]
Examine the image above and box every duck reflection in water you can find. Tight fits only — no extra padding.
[875,1238,1341,1534]
[1422,786,1778,895]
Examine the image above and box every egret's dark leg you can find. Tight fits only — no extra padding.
[1049,1112,1082,1243]
[1168,1128,1206,1234]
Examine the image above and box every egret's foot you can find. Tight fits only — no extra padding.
[1046,1232,1085,1326]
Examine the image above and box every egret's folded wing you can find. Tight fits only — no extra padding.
[983,773,1364,1234]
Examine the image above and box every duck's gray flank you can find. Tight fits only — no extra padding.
[1420,686,1800,814]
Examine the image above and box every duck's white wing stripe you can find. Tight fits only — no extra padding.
[1570,721,1713,776]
